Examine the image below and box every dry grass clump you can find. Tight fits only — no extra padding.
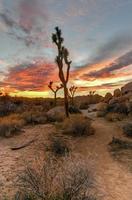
[22,111,47,125]
[61,115,94,137]
[0,114,25,137]
[109,137,132,172]
[123,123,132,137]
[68,105,81,114]
[109,137,132,150]
[47,137,70,157]
[105,112,125,122]
[15,156,95,200]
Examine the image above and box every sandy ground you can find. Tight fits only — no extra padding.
[0,124,55,198]
[0,109,132,199]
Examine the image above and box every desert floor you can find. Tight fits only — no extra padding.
[0,107,132,200]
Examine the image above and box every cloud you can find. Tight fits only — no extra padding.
[90,34,132,63]
[81,50,132,80]
[0,0,49,47]
[0,13,16,28]
[18,0,47,33]
[0,61,58,91]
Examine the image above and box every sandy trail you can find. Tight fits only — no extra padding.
[79,109,132,200]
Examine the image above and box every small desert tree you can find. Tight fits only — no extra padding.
[69,85,77,105]
[89,91,96,96]
[52,27,72,117]
[48,81,63,106]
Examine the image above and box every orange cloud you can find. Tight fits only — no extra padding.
[1,61,59,92]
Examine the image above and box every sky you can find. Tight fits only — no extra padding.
[0,0,132,98]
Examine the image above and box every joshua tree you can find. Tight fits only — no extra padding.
[89,91,96,96]
[48,81,63,106]
[69,85,77,105]
[52,27,72,117]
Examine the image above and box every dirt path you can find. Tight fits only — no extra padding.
[79,110,132,200]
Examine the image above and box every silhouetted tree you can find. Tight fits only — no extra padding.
[48,81,63,106]
[69,86,77,105]
[89,91,96,96]
[52,27,72,117]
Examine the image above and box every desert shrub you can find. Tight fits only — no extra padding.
[16,156,95,200]
[22,111,47,125]
[68,105,81,114]
[61,115,94,137]
[123,123,132,137]
[107,102,128,114]
[0,102,17,117]
[105,112,125,122]
[109,137,132,150]
[79,102,89,109]
[0,114,25,137]
[47,138,70,157]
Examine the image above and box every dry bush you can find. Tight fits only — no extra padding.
[68,105,81,114]
[47,138,70,157]
[16,156,95,200]
[61,115,94,137]
[79,102,89,110]
[109,137,132,150]
[22,111,47,125]
[123,123,132,137]
[0,114,25,137]
[105,112,125,122]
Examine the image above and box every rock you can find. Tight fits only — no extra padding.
[121,82,132,95]
[104,92,112,103]
[47,106,65,122]
[109,97,119,105]
[96,102,108,112]
[114,88,121,97]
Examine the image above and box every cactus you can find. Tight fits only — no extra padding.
[69,86,77,105]
[48,81,63,106]
[52,27,72,117]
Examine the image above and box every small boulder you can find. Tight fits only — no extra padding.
[47,106,65,122]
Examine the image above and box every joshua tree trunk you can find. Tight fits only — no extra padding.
[71,96,74,105]
[64,85,69,117]
[54,92,57,106]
